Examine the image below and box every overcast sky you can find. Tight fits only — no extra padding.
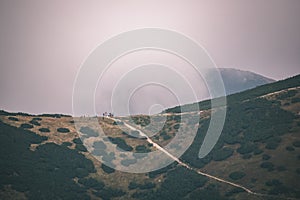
[0,0,300,115]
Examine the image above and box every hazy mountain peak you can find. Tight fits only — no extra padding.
[218,68,275,95]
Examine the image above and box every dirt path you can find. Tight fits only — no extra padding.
[109,117,299,200]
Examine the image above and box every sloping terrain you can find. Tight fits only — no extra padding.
[219,68,275,95]
[0,75,299,200]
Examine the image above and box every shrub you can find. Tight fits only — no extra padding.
[292,141,300,148]
[242,154,252,159]
[39,127,50,132]
[173,124,180,129]
[8,117,18,121]
[78,178,105,190]
[75,144,87,152]
[20,123,33,129]
[109,137,133,151]
[30,120,41,126]
[163,135,172,141]
[212,147,234,161]
[253,148,263,155]
[57,128,70,133]
[79,126,98,137]
[121,159,137,166]
[260,162,274,171]
[277,165,287,172]
[265,179,282,187]
[101,164,115,174]
[237,142,256,154]
[135,145,150,153]
[32,117,42,121]
[286,146,295,151]
[61,142,72,147]
[229,171,246,180]
[262,154,271,160]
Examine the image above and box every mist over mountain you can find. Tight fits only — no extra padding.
[219,68,275,95]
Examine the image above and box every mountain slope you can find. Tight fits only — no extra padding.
[0,74,300,200]
[219,68,275,95]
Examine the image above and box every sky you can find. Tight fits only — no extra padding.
[0,0,300,115]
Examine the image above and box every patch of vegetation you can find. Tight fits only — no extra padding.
[0,121,95,199]
[121,158,137,166]
[253,148,263,155]
[265,137,281,150]
[32,117,42,121]
[237,142,256,155]
[262,154,271,160]
[20,123,34,129]
[29,120,41,126]
[57,128,70,133]
[61,142,72,147]
[93,187,125,200]
[75,144,87,152]
[141,167,208,200]
[108,137,133,151]
[148,163,177,178]
[80,126,98,137]
[78,178,105,190]
[260,162,275,171]
[8,117,18,121]
[101,164,115,174]
[39,127,50,132]
[229,171,246,180]
[135,145,150,153]
[286,146,295,151]
[292,141,300,148]
[277,165,287,172]
[128,182,156,190]
[188,184,226,200]
[212,147,234,161]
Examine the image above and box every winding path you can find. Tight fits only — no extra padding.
[109,117,299,200]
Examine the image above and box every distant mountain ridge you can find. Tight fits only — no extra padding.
[219,68,275,95]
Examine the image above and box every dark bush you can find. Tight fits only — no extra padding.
[260,162,274,171]
[277,165,287,172]
[212,147,234,161]
[286,146,295,151]
[57,128,70,133]
[121,158,137,166]
[108,137,133,151]
[292,141,300,148]
[32,117,42,121]
[237,142,256,154]
[242,154,252,159]
[30,120,41,126]
[61,142,72,147]
[78,178,105,190]
[253,148,263,155]
[80,126,98,137]
[20,123,34,129]
[39,127,50,132]
[135,145,150,153]
[73,138,83,144]
[75,144,87,152]
[101,164,115,174]
[265,179,282,187]
[262,154,271,160]
[128,182,156,190]
[163,134,172,140]
[8,117,18,121]
[229,171,246,180]
[173,124,180,129]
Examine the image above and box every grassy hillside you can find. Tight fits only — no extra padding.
[0,75,300,200]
